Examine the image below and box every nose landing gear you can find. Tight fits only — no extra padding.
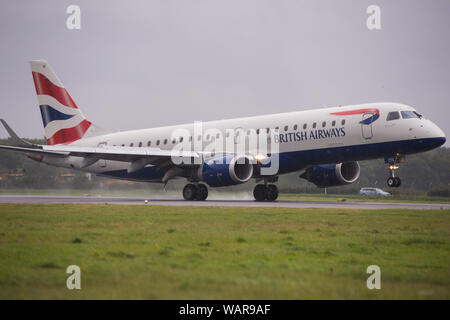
[386,156,403,188]
[183,183,208,201]
[253,184,279,201]
[387,175,401,188]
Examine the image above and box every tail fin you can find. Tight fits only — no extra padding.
[30,60,108,145]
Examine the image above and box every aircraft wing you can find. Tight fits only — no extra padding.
[0,143,199,165]
[0,119,200,169]
[0,144,69,156]
[44,144,199,163]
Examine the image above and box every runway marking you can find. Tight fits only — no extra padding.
[0,195,449,210]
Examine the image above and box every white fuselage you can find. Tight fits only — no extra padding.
[38,102,446,182]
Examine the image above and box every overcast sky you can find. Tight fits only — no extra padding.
[0,0,449,145]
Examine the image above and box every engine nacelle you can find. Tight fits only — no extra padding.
[200,154,254,187]
[300,162,360,187]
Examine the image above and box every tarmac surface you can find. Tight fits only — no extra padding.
[0,195,449,210]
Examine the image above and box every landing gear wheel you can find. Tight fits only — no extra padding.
[387,177,396,188]
[183,184,197,200]
[387,177,402,188]
[253,184,267,201]
[386,155,404,188]
[266,184,279,201]
[197,184,208,201]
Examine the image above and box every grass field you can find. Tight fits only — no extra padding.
[0,203,449,299]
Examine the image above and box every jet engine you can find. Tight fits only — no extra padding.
[200,154,254,187]
[300,162,360,187]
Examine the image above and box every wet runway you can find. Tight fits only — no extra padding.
[0,195,449,210]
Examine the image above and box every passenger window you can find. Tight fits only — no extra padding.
[284,125,288,132]
[387,112,400,121]
[139,142,142,147]
[332,120,336,126]
[130,143,134,147]
[293,124,298,130]
[256,129,260,134]
[147,141,151,147]
[180,137,184,142]
[312,122,317,129]
[303,124,307,130]
[164,139,168,144]
[121,144,125,147]
[156,140,160,146]
[322,121,326,128]
[341,119,346,125]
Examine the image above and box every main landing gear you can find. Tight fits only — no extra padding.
[386,157,402,188]
[253,184,279,201]
[183,183,208,201]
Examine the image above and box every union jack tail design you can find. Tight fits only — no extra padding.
[30,60,107,145]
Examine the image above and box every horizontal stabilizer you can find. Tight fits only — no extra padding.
[0,119,36,148]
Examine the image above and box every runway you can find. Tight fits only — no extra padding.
[0,195,449,210]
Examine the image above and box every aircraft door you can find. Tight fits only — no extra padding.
[361,113,374,139]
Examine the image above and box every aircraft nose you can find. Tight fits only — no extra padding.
[431,122,446,147]
[436,135,446,147]
[416,119,446,150]
[435,135,446,147]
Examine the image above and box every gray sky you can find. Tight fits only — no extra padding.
[0,0,449,145]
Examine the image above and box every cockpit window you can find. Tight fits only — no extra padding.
[386,111,400,121]
[401,111,420,119]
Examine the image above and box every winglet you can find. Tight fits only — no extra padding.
[0,119,36,148]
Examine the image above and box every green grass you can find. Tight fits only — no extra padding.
[0,204,449,299]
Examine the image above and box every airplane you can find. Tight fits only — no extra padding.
[0,60,446,201]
